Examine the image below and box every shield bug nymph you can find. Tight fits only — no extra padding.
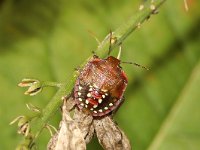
[74,53,128,117]
[74,32,148,117]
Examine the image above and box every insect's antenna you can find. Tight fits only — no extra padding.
[87,30,101,46]
[108,30,112,56]
[121,61,149,70]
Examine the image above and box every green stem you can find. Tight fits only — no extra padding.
[33,71,79,142]
[31,0,166,144]
[96,0,166,57]
[42,81,63,88]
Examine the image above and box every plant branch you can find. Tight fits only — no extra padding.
[96,0,166,57]
[28,0,166,146]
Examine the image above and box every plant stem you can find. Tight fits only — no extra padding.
[32,0,166,143]
[96,0,166,57]
[42,81,63,88]
[34,72,78,139]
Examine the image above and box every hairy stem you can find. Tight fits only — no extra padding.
[96,0,166,57]
[32,0,166,143]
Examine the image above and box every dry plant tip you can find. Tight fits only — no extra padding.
[184,0,189,11]
[10,116,25,125]
[150,4,156,11]
[137,22,141,29]
[45,124,58,137]
[26,103,41,112]
[139,4,144,11]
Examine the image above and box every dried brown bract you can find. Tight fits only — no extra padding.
[48,96,131,150]
[94,117,131,150]
[47,97,86,150]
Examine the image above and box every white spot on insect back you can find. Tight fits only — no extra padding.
[93,84,98,88]
[101,89,108,92]
[104,107,108,110]
[80,103,84,106]
[87,93,91,97]
[93,105,98,108]
[85,100,89,104]
[78,98,82,101]
[102,95,105,98]
[99,109,103,112]
[78,92,81,96]
[109,103,113,106]
[78,86,82,90]
[98,99,102,104]
[93,111,97,113]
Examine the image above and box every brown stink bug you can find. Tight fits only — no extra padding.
[74,53,128,117]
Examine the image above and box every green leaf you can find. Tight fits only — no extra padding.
[148,61,200,150]
[0,0,200,149]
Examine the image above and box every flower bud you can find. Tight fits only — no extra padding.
[10,116,31,136]
[18,79,42,96]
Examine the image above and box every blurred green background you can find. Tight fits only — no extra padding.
[0,0,200,149]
